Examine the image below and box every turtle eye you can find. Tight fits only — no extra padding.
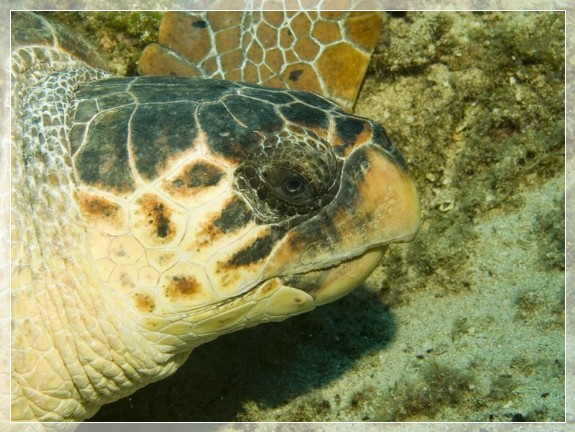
[263,167,311,201]
[283,174,305,195]
[234,128,342,224]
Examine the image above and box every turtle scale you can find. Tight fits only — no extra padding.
[211,196,254,233]
[219,94,285,134]
[74,105,135,193]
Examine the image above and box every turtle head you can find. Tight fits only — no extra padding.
[72,78,418,348]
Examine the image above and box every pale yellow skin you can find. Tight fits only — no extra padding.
[4,11,420,430]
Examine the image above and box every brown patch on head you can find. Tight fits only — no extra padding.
[140,194,172,239]
[162,160,226,200]
[217,227,284,274]
[333,115,374,156]
[260,278,282,296]
[133,293,156,313]
[165,275,201,301]
[197,196,254,247]
[204,225,286,298]
[131,193,187,248]
[77,190,127,234]
[78,193,120,221]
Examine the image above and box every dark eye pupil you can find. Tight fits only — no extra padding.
[283,176,304,194]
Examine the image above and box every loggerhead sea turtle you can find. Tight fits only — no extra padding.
[8,11,419,426]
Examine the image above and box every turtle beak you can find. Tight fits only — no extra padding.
[336,142,421,247]
[264,139,420,303]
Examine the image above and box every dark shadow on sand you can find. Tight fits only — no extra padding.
[89,286,396,422]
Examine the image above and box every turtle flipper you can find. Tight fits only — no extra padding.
[138,11,383,110]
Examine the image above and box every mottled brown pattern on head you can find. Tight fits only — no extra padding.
[259,278,282,296]
[196,196,253,248]
[335,119,374,156]
[217,228,279,274]
[77,191,123,228]
[137,193,174,240]
[213,266,241,290]
[162,160,225,199]
[133,293,156,313]
[165,275,201,300]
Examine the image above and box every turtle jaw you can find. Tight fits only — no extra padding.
[280,246,388,306]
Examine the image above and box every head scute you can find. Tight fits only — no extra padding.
[234,127,342,225]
